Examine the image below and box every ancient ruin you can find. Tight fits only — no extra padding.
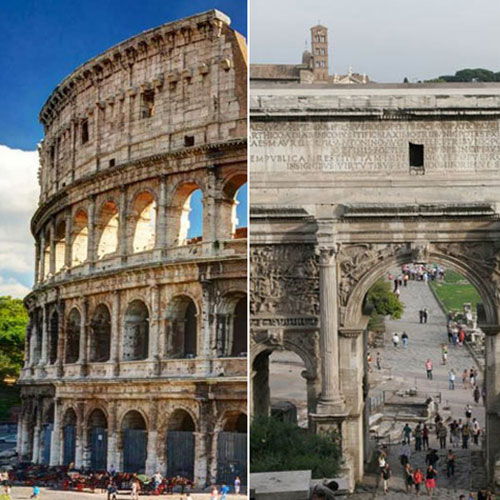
[18,9,248,486]
[249,80,500,490]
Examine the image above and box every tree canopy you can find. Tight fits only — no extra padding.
[366,279,403,320]
[0,296,28,381]
[433,68,500,83]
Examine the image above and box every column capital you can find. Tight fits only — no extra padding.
[318,245,338,266]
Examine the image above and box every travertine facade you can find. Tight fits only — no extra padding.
[19,10,247,485]
[250,82,500,490]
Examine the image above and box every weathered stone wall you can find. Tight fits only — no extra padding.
[20,10,247,484]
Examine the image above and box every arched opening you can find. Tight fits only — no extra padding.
[41,404,54,465]
[31,308,43,365]
[88,409,108,471]
[123,300,149,361]
[49,310,59,364]
[122,410,147,473]
[233,181,248,239]
[65,308,81,364]
[62,408,77,466]
[166,409,195,479]
[89,304,111,362]
[97,201,119,259]
[177,185,203,246]
[54,220,66,273]
[217,412,247,486]
[216,294,247,358]
[166,296,197,359]
[43,229,51,279]
[131,191,156,253]
[72,209,88,266]
[252,349,309,428]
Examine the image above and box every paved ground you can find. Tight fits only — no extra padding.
[352,277,487,498]
[4,487,246,499]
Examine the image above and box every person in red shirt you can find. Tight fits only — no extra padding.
[413,468,424,497]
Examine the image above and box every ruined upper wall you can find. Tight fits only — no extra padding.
[38,9,247,202]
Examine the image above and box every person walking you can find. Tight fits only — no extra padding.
[413,468,424,497]
[423,308,428,323]
[400,440,411,465]
[470,369,476,388]
[210,486,219,500]
[367,352,373,372]
[473,385,481,405]
[403,423,412,445]
[449,369,456,390]
[220,483,230,500]
[419,309,424,324]
[414,424,422,452]
[462,424,470,449]
[426,359,433,380]
[422,424,430,450]
[234,476,241,494]
[381,463,391,494]
[449,420,458,448]
[392,332,400,348]
[463,369,469,389]
[465,404,473,420]
[30,485,41,499]
[425,449,439,469]
[404,462,414,493]
[472,418,481,445]
[442,344,448,364]
[446,449,456,477]
[438,423,447,449]
[131,480,140,500]
[425,465,437,497]
[402,331,409,348]
[376,352,382,370]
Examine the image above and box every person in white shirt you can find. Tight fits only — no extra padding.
[392,332,400,348]
[234,476,241,494]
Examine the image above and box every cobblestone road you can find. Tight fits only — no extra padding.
[351,277,487,499]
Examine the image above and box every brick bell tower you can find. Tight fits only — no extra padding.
[311,24,329,81]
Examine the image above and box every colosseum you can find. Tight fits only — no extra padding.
[17,9,248,487]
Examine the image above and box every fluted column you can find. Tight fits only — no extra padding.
[50,398,62,465]
[119,185,128,261]
[34,241,41,285]
[75,401,85,468]
[110,290,121,376]
[79,298,88,376]
[155,175,167,250]
[317,246,344,412]
[49,218,56,277]
[150,284,161,374]
[39,303,48,366]
[39,231,46,281]
[88,195,97,267]
[64,208,72,271]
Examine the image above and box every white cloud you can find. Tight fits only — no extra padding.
[0,145,39,296]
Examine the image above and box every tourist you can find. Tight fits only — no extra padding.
[413,467,424,497]
[446,449,456,477]
[419,309,424,324]
[434,413,442,438]
[402,331,409,348]
[482,387,486,406]
[472,418,481,445]
[404,462,414,493]
[463,369,469,389]
[473,386,481,405]
[186,494,193,500]
[452,331,459,346]
[449,369,456,390]
[426,359,433,380]
[381,463,391,494]
[400,440,411,465]
[30,484,40,499]
[392,332,400,347]
[442,344,448,364]
[107,481,118,500]
[468,493,475,500]
[449,420,458,448]
[152,471,163,491]
[465,404,473,420]
[425,449,439,469]
[422,424,430,450]
[220,482,230,500]
[425,465,437,497]
[423,308,428,323]
[462,423,470,449]
[470,369,476,388]
[210,486,219,500]
[395,287,401,298]
[376,352,382,370]
[438,423,448,449]
[414,424,422,451]
[367,351,373,372]
[377,451,387,483]
[234,476,241,494]
[403,423,412,445]
[131,479,140,500]
[459,328,466,346]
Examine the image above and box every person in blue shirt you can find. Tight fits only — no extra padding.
[220,483,230,499]
[30,484,40,498]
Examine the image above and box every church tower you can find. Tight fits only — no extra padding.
[311,25,329,81]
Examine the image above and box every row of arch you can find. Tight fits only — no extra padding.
[29,293,247,366]
[37,178,247,281]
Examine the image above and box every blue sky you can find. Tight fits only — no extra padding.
[0,0,247,297]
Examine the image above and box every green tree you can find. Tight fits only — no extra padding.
[437,68,500,82]
[250,416,341,478]
[0,296,28,380]
[366,279,403,319]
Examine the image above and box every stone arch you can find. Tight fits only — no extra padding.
[42,226,51,279]
[123,300,149,361]
[54,219,66,273]
[341,245,499,328]
[87,408,108,471]
[222,173,247,239]
[121,410,148,473]
[65,307,81,364]
[62,407,77,465]
[165,408,196,479]
[72,209,88,266]
[48,309,59,364]
[96,200,119,260]
[216,292,247,357]
[129,190,157,253]
[89,303,111,362]
[165,295,198,358]
[168,181,204,246]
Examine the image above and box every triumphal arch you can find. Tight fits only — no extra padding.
[18,10,247,485]
[250,82,500,489]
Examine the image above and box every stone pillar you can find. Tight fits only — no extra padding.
[156,175,167,250]
[74,401,85,468]
[49,218,56,277]
[34,241,41,285]
[50,398,62,465]
[208,430,219,484]
[79,298,89,376]
[39,231,46,281]
[200,276,214,374]
[24,314,33,369]
[110,291,121,376]
[149,284,161,374]
[317,247,344,411]
[251,354,270,417]
[32,404,42,464]
[88,195,97,267]
[203,169,217,244]
[107,401,118,472]
[39,303,48,367]
[145,400,158,475]
[56,301,65,377]
[64,208,72,271]
[119,185,128,261]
